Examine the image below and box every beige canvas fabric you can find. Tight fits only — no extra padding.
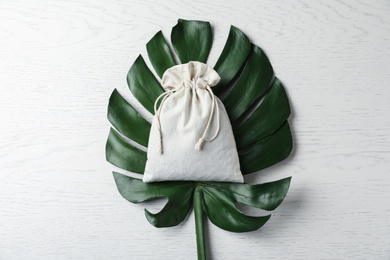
[143,61,243,183]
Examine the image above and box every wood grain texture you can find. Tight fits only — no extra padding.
[1,0,390,259]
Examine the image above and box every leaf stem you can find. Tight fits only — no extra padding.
[194,185,207,260]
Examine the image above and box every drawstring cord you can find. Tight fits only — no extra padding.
[154,84,221,154]
[154,89,174,154]
[194,86,220,150]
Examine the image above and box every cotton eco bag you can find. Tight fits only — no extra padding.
[143,61,244,183]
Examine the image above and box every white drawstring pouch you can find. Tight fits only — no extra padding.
[143,61,244,183]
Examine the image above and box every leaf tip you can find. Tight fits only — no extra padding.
[146,31,163,48]
[145,208,160,227]
[105,128,114,161]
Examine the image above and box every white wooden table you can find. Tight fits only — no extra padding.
[1,0,389,259]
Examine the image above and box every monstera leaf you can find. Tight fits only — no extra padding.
[106,18,293,260]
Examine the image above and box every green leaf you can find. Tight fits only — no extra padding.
[223,44,274,123]
[234,78,291,150]
[127,55,164,114]
[113,172,195,227]
[239,122,293,175]
[200,184,271,232]
[213,26,251,96]
[108,89,151,147]
[105,128,146,174]
[107,19,294,259]
[171,19,212,63]
[146,31,176,78]
[203,177,291,211]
